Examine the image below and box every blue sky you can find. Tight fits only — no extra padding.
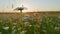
[0,0,60,12]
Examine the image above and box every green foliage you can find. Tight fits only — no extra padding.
[0,15,60,34]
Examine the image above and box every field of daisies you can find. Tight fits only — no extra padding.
[0,12,60,34]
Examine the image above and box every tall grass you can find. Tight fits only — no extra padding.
[0,14,60,34]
